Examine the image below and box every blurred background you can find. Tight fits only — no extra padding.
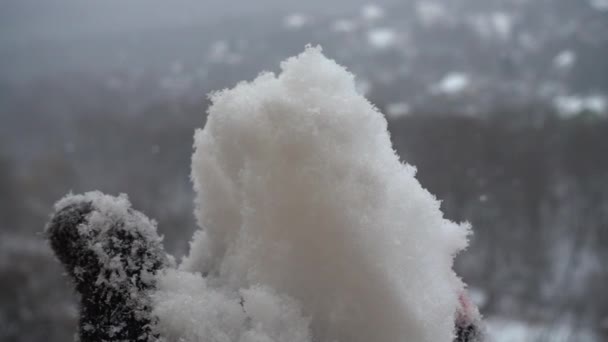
[1,0,607,341]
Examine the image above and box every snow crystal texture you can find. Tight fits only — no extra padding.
[151,46,473,342]
[47,192,170,342]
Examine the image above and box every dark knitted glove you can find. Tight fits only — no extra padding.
[45,192,171,342]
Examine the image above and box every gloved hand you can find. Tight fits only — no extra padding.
[46,193,171,341]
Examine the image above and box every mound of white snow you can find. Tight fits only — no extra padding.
[154,46,472,342]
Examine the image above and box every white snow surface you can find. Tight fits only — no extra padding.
[155,46,471,342]
[153,269,311,342]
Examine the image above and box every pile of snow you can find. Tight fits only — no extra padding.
[152,46,473,342]
[153,270,311,342]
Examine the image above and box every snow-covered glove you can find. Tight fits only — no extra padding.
[46,193,171,342]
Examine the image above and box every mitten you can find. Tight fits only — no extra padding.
[46,192,171,342]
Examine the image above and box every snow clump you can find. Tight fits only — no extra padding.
[151,46,473,342]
